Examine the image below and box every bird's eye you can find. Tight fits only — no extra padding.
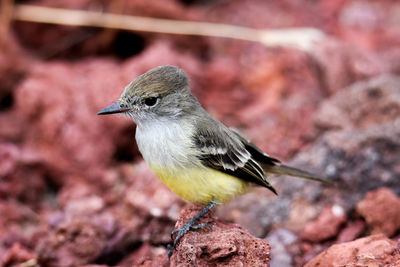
[144,97,158,107]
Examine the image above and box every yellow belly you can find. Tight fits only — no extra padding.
[149,165,249,205]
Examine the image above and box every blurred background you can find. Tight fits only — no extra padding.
[0,0,399,266]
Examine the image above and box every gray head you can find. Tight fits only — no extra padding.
[98,66,200,123]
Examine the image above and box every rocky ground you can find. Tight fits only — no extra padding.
[1,0,400,266]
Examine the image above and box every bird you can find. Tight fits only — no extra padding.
[97,65,331,257]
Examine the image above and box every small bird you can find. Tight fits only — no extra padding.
[98,65,330,256]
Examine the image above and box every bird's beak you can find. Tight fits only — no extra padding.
[97,101,130,115]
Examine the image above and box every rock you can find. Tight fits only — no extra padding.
[356,187,400,237]
[14,58,133,182]
[35,162,183,265]
[336,0,400,51]
[0,143,48,206]
[37,216,111,267]
[285,196,319,233]
[237,49,325,160]
[301,205,346,242]
[0,200,40,257]
[313,39,388,94]
[305,234,400,267]
[315,75,400,130]
[118,243,168,267]
[336,220,365,243]
[170,205,271,266]
[297,242,329,267]
[218,75,400,238]
[201,57,244,121]
[106,162,184,248]
[266,228,298,267]
[216,188,284,238]
[1,243,38,267]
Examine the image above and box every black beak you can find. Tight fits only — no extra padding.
[97,101,130,115]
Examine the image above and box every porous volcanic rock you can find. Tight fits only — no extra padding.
[305,234,400,267]
[357,187,400,237]
[301,205,346,243]
[170,205,271,267]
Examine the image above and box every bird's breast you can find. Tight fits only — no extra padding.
[135,119,198,169]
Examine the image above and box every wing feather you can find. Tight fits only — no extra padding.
[230,129,281,166]
[193,120,276,194]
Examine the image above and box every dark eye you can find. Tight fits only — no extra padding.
[144,97,158,107]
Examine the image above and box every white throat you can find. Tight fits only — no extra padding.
[135,118,197,169]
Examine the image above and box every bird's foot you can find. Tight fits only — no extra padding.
[171,222,212,245]
[167,201,217,259]
[167,222,212,258]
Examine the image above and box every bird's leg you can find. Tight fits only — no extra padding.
[168,201,217,258]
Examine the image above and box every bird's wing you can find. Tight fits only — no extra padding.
[193,121,277,194]
[230,129,281,166]
[231,129,333,185]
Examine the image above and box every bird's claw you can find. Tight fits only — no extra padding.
[167,244,174,259]
[168,222,213,259]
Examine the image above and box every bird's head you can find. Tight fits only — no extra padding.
[98,65,197,123]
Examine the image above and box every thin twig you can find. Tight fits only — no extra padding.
[12,4,326,51]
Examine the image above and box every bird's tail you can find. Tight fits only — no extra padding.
[263,164,333,185]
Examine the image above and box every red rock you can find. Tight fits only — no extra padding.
[297,243,330,267]
[301,205,346,242]
[357,187,400,237]
[0,143,20,177]
[280,75,400,211]
[315,75,400,130]
[201,57,244,120]
[0,143,47,205]
[109,162,184,245]
[313,39,388,94]
[305,234,400,267]
[37,216,111,267]
[238,49,324,160]
[57,177,102,209]
[1,243,38,267]
[38,162,183,265]
[336,0,400,50]
[15,59,132,183]
[285,197,319,233]
[170,205,271,266]
[337,220,366,243]
[0,200,40,243]
[118,243,168,267]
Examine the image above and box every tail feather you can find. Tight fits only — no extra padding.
[263,164,334,185]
